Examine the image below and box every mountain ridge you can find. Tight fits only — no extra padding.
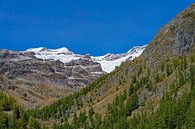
[24,45,146,72]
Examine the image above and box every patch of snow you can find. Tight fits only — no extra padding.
[127,45,147,54]
[93,55,130,73]
[25,47,73,55]
[35,54,81,63]
[24,47,80,63]
[25,47,47,53]
[92,45,146,73]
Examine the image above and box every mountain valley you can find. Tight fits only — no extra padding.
[0,3,194,129]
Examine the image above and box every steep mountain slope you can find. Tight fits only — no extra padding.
[142,4,195,66]
[70,3,195,118]
[0,50,105,108]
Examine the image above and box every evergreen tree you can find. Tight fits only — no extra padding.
[126,93,139,116]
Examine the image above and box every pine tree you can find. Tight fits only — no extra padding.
[126,93,139,116]
[0,111,8,129]
[190,65,195,87]
[128,84,134,96]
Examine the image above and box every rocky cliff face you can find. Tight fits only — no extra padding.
[0,50,105,108]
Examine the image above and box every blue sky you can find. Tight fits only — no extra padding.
[0,0,194,56]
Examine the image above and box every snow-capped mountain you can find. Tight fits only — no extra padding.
[24,47,81,63]
[26,47,74,55]
[92,45,146,72]
[24,45,147,73]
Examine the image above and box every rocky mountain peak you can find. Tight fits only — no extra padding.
[127,45,146,54]
[25,47,74,55]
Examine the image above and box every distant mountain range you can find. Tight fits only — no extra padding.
[24,45,146,73]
